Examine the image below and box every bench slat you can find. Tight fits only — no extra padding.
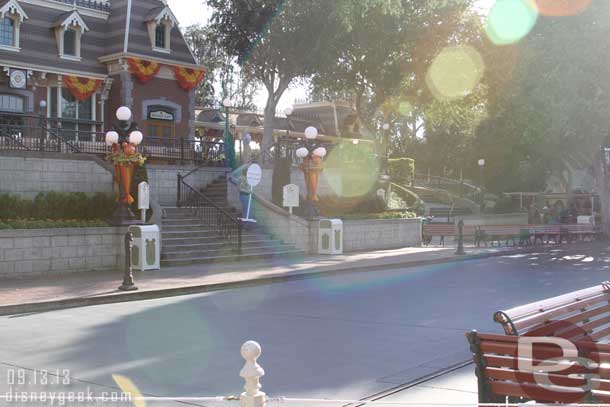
[526,304,610,337]
[494,283,610,335]
[485,366,587,388]
[489,380,587,403]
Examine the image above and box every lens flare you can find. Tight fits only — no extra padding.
[535,0,591,16]
[426,45,485,101]
[485,0,538,45]
[324,144,380,198]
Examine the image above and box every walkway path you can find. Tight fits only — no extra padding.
[0,244,528,315]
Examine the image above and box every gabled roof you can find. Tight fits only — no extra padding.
[144,5,178,26]
[53,10,90,32]
[197,108,225,123]
[0,0,28,22]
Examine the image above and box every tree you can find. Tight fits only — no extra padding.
[476,1,610,193]
[183,24,258,109]
[207,0,341,158]
[310,0,477,133]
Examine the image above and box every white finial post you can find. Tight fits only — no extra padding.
[240,341,266,407]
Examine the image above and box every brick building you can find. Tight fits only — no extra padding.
[0,0,202,144]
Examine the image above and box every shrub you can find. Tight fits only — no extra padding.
[0,192,115,221]
[0,219,108,230]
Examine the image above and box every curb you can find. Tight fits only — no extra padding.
[0,246,542,317]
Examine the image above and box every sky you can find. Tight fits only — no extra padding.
[166,0,497,110]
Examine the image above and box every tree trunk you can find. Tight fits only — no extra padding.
[261,99,277,164]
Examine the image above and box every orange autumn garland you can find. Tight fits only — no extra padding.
[174,66,205,90]
[128,58,161,84]
[64,76,102,101]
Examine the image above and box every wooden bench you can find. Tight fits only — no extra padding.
[422,223,477,246]
[422,223,455,246]
[561,224,598,242]
[467,283,610,403]
[466,331,610,403]
[476,225,531,247]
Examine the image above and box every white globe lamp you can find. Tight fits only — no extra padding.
[129,130,143,146]
[296,147,309,158]
[222,98,232,108]
[304,126,318,140]
[116,106,132,121]
[284,106,294,116]
[105,131,119,146]
[313,147,327,158]
[382,123,390,131]
[478,158,486,167]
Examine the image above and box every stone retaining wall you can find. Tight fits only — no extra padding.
[147,164,227,206]
[0,227,127,279]
[0,153,114,198]
[342,218,423,252]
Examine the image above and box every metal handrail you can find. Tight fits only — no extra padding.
[177,176,242,251]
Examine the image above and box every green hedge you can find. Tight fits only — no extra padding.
[0,192,115,221]
[0,219,109,230]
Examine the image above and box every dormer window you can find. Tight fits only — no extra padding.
[145,6,178,53]
[155,24,166,49]
[0,17,14,46]
[0,0,28,51]
[63,28,76,56]
[53,10,89,61]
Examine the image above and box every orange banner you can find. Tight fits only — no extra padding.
[128,58,161,84]
[174,66,205,90]
[64,76,102,101]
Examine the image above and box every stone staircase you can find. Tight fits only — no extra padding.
[409,187,474,219]
[161,174,304,266]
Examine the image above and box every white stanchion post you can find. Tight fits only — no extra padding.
[240,341,266,407]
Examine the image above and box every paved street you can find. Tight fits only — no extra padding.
[1,242,610,405]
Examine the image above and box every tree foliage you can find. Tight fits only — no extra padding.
[183,24,257,109]
[208,0,341,154]
[474,2,610,193]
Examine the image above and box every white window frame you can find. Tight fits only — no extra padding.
[146,7,177,54]
[53,11,89,61]
[50,85,97,142]
[0,0,28,52]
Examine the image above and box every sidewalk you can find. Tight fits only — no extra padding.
[0,244,533,316]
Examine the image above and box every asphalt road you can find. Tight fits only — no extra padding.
[1,242,609,406]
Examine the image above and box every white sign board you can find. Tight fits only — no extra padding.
[247,164,262,187]
[577,215,594,225]
[138,182,150,210]
[283,184,300,209]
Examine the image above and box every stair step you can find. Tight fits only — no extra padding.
[163,241,290,255]
[161,243,295,259]
[163,225,217,232]
[160,249,304,267]
[163,219,207,226]
[162,235,279,246]
[162,231,220,239]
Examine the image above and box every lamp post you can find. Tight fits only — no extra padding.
[222,98,236,168]
[296,126,327,219]
[478,158,486,212]
[105,106,144,226]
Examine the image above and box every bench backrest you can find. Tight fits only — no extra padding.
[494,282,610,341]
[422,223,455,236]
[480,225,527,235]
[466,331,610,403]
[561,224,596,233]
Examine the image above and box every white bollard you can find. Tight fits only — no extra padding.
[240,341,266,407]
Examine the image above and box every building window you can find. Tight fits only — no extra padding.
[0,94,24,113]
[50,87,96,142]
[155,24,165,49]
[53,10,88,60]
[147,106,175,145]
[63,28,77,56]
[0,17,14,46]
